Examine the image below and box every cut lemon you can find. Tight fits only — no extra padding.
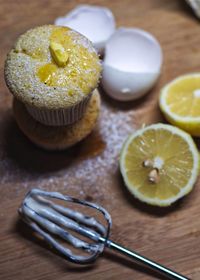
[120,124,199,206]
[159,73,200,136]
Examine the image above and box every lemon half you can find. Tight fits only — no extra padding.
[120,124,199,206]
[159,73,200,136]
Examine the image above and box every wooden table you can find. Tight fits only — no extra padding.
[1,0,200,279]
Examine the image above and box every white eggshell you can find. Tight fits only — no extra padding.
[102,28,163,101]
[55,5,115,54]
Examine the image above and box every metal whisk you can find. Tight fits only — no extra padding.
[19,189,189,280]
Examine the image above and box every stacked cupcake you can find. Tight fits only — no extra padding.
[5,25,102,150]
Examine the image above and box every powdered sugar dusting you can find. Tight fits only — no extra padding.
[68,104,135,195]
[0,100,136,210]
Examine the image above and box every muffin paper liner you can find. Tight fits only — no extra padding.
[25,94,92,126]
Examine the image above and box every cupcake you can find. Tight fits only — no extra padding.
[5,25,102,126]
[13,89,101,150]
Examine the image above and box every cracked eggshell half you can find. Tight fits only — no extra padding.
[55,5,115,54]
[102,28,163,101]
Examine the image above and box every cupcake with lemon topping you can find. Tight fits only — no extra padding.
[5,25,102,126]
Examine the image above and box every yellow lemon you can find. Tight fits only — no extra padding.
[120,124,199,206]
[159,73,200,136]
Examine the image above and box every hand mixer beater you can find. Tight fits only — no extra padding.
[19,189,189,280]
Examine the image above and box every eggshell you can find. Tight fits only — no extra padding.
[55,5,115,54]
[102,28,163,101]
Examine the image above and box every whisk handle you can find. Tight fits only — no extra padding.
[104,239,190,280]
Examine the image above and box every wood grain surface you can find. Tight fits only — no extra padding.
[1,0,200,279]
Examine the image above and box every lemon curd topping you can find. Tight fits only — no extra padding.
[37,27,101,95]
[37,63,58,85]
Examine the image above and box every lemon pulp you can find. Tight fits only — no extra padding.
[166,76,200,117]
[120,124,199,206]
